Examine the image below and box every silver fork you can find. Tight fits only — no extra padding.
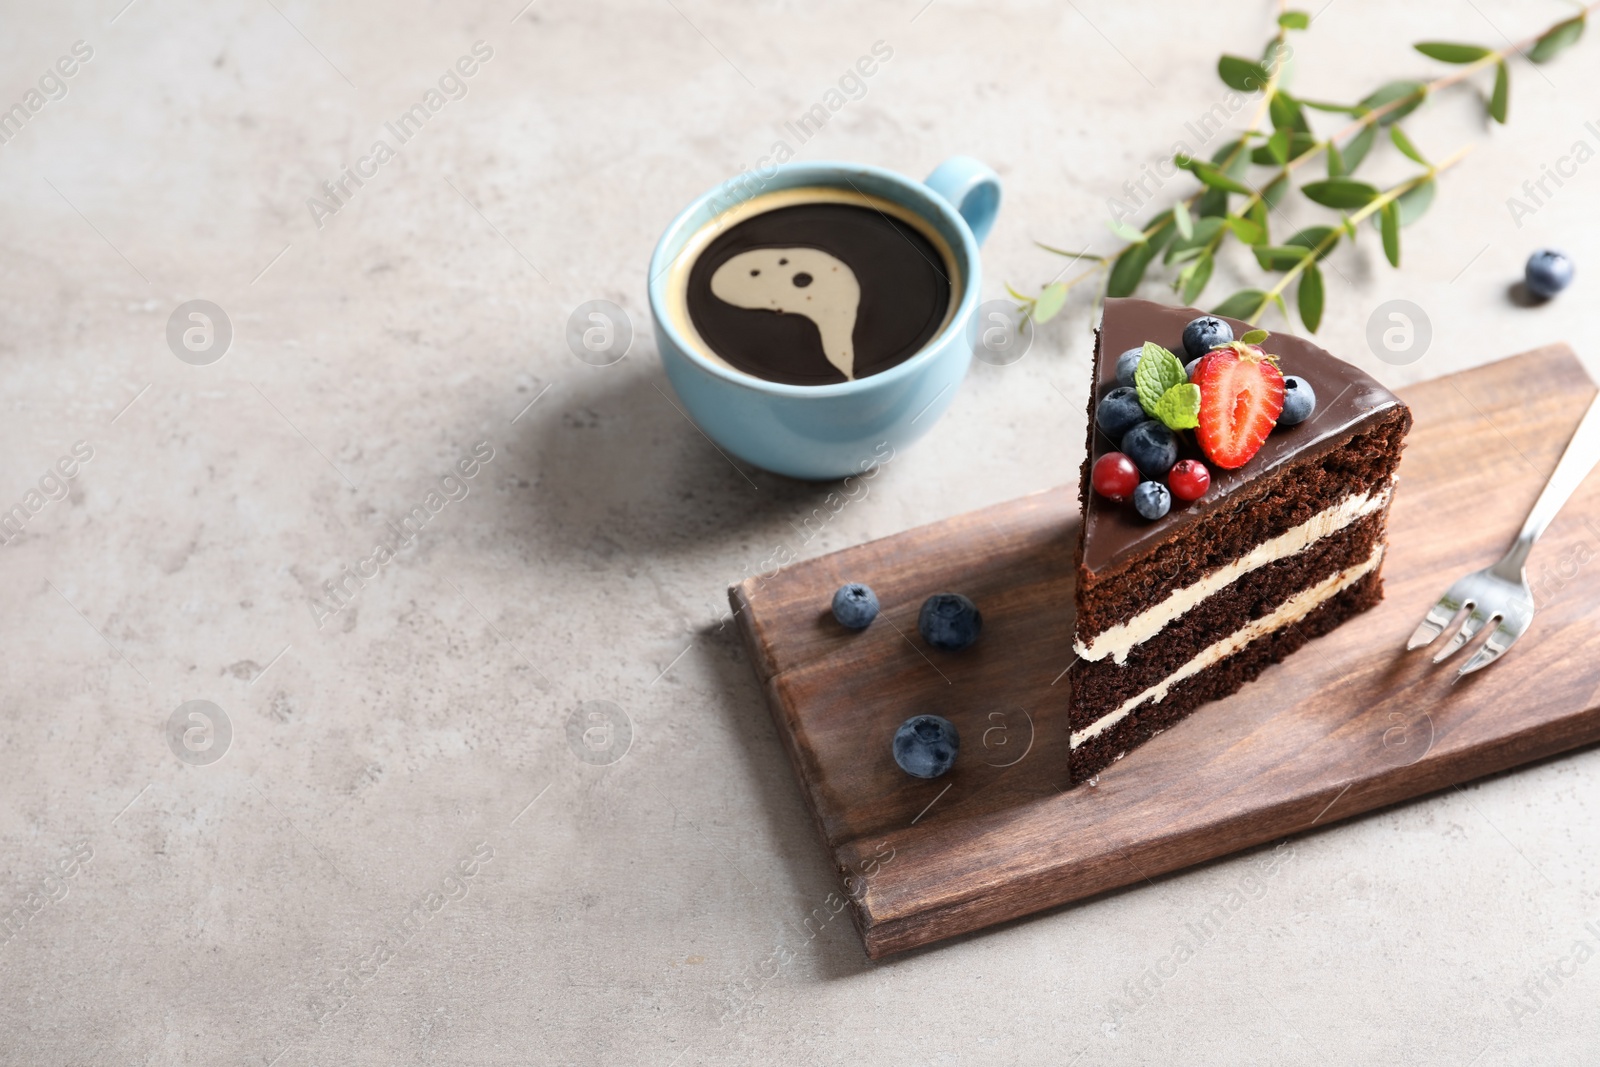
[1408,391,1600,676]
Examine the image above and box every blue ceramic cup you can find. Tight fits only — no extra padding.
[648,157,1001,481]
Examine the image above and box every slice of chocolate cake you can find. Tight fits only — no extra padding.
[1069,298,1411,784]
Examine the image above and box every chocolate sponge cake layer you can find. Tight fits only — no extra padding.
[1067,570,1383,784]
[1072,506,1390,716]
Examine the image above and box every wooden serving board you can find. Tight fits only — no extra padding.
[730,346,1600,959]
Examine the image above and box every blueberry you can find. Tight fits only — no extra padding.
[1185,356,1202,381]
[1182,315,1233,360]
[831,583,879,630]
[1120,420,1179,479]
[1096,386,1145,439]
[1115,347,1143,388]
[893,714,960,779]
[1133,481,1171,520]
[1525,249,1575,300]
[1279,375,1316,426]
[918,593,982,651]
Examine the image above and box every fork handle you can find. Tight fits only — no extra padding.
[1497,391,1600,577]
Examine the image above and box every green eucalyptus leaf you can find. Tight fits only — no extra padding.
[1195,163,1253,195]
[1287,225,1341,263]
[1268,91,1309,133]
[1252,133,1314,165]
[1033,282,1069,323]
[1165,216,1226,264]
[1172,199,1194,240]
[1153,383,1202,431]
[1108,218,1149,244]
[1213,289,1269,320]
[1414,42,1492,64]
[1360,80,1427,125]
[1530,16,1585,63]
[1227,215,1267,246]
[1179,251,1215,305]
[1106,217,1174,299]
[1341,123,1378,173]
[1390,126,1428,165]
[1298,263,1324,333]
[1278,10,1310,30]
[1380,202,1401,267]
[1266,129,1290,165]
[1253,245,1312,270]
[1395,177,1436,226]
[1490,60,1509,124]
[1196,186,1229,219]
[1326,142,1346,178]
[1218,55,1271,92]
[1262,173,1292,210]
[1302,178,1380,209]
[1248,198,1269,240]
[1213,139,1251,179]
[1004,283,1032,303]
[1135,343,1188,416]
[1300,98,1363,115]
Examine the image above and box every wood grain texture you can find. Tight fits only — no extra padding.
[730,346,1600,959]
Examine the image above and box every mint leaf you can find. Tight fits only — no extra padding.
[1154,383,1201,431]
[1135,342,1186,417]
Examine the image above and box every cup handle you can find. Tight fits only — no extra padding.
[924,157,1001,247]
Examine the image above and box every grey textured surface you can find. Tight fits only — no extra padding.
[3,1,1599,1064]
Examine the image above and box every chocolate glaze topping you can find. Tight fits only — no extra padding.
[1081,298,1404,573]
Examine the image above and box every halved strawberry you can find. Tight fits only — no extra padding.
[1193,342,1284,469]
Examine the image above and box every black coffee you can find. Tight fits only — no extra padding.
[684,198,954,386]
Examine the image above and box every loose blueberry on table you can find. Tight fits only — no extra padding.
[831,583,879,630]
[893,714,960,779]
[918,593,982,651]
[1525,249,1575,300]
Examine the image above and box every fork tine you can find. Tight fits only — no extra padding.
[1407,596,1462,650]
[1433,606,1489,663]
[1457,618,1523,678]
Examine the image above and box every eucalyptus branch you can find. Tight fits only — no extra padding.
[1015,3,1593,334]
[1246,146,1473,325]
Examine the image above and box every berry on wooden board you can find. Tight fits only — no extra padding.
[831,583,880,629]
[918,593,982,651]
[893,714,960,778]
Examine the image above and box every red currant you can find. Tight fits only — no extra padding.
[1168,458,1211,502]
[1092,452,1141,502]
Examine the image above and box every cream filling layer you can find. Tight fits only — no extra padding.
[1068,543,1384,750]
[1075,481,1393,665]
